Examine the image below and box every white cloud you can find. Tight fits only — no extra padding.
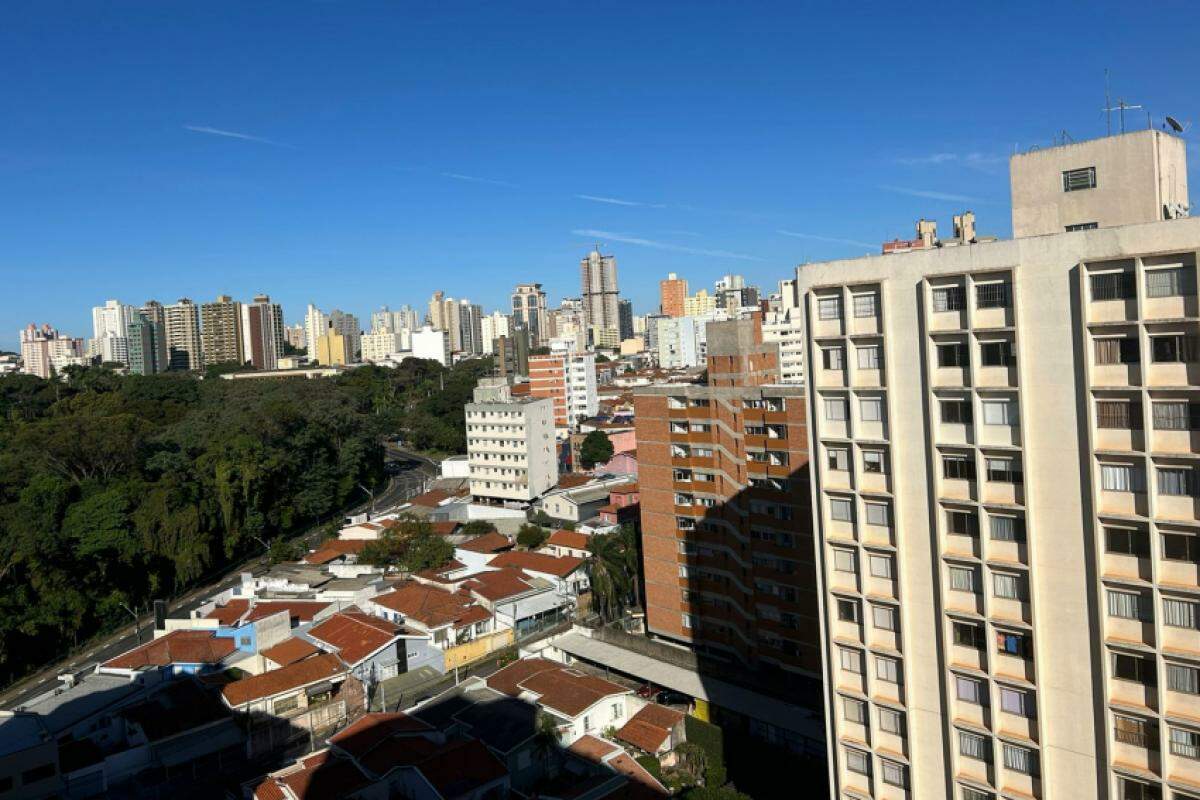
[571,229,763,262]
[879,184,995,205]
[440,172,520,188]
[575,194,667,208]
[776,230,876,249]
[183,125,292,148]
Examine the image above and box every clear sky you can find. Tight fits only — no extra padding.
[3,1,1197,349]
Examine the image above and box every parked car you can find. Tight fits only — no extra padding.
[655,690,691,707]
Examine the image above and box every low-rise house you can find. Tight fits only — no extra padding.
[98,629,239,679]
[485,551,588,597]
[536,477,634,524]
[484,659,632,746]
[454,532,514,571]
[259,637,322,670]
[566,735,669,797]
[302,538,378,578]
[544,529,591,560]
[220,653,357,746]
[459,568,573,634]
[365,583,499,672]
[614,704,686,760]
[303,609,416,684]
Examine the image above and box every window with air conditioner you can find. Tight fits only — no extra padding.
[1062,166,1096,192]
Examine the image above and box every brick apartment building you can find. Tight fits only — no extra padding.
[635,316,820,675]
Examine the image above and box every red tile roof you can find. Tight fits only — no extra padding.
[206,599,250,626]
[457,532,513,554]
[372,583,491,630]
[609,482,639,495]
[205,599,330,627]
[329,712,433,758]
[307,610,402,666]
[414,738,507,798]
[487,658,629,717]
[102,630,236,670]
[415,559,466,583]
[568,734,620,761]
[609,753,669,795]
[460,568,538,602]
[487,550,585,578]
[557,474,593,489]
[409,489,452,508]
[430,521,462,537]
[615,704,684,754]
[303,539,369,565]
[547,529,590,551]
[260,637,321,668]
[269,750,372,800]
[222,653,346,707]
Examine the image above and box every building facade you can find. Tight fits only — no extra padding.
[512,283,548,347]
[164,298,203,371]
[466,378,558,506]
[241,294,284,371]
[200,295,243,366]
[580,248,620,334]
[529,352,598,432]
[411,325,451,366]
[19,323,85,378]
[618,298,635,342]
[660,273,688,317]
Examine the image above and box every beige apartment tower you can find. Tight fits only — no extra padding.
[465,378,558,506]
[200,294,243,366]
[796,130,1200,800]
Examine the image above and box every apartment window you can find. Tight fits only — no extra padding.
[992,572,1024,601]
[1096,400,1139,429]
[976,282,1011,309]
[1062,166,1097,192]
[1151,334,1198,363]
[1168,663,1200,694]
[1112,653,1157,686]
[953,621,984,648]
[933,286,966,312]
[989,515,1024,542]
[822,347,844,370]
[1101,463,1142,492]
[853,293,877,317]
[937,342,969,367]
[1116,778,1161,800]
[1090,271,1136,300]
[827,447,849,471]
[830,498,853,522]
[1158,466,1197,496]
[843,697,866,724]
[824,398,847,421]
[1114,715,1156,749]
[1094,337,1140,365]
[959,731,990,761]
[818,296,841,320]
[979,340,1016,367]
[880,760,906,788]
[844,747,870,775]
[864,502,889,527]
[862,450,885,473]
[832,547,856,573]
[1152,400,1200,430]
[949,565,979,593]
[875,655,899,683]
[985,457,1021,483]
[1067,222,1099,232]
[996,631,1029,658]
[839,647,863,674]
[943,455,975,480]
[1105,526,1149,557]
[981,399,1018,426]
[1002,744,1036,775]
[961,788,993,800]
[941,399,973,424]
[999,686,1033,717]
[1163,597,1199,629]
[1146,266,1194,298]
[857,345,880,370]
[955,675,984,705]
[869,553,893,578]
[273,694,300,714]
[836,598,859,623]
[947,509,977,536]
[1163,532,1200,562]
[872,604,897,631]
[860,397,883,422]
[878,707,903,735]
[1170,727,1200,760]
[1107,589,1148,621]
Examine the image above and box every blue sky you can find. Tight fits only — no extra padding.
[3,1,1197,349]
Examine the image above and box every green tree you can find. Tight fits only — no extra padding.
[516,523,549,550]
[579,430,614,468]
[457,520,497,538]
[359,514,453,573]
[586,529,632,621]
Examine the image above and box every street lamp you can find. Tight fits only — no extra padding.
[119,602,143,644]
[359,483,376,517]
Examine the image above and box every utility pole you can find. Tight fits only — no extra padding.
[120,602,143,644]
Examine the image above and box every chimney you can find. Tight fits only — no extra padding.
[153,599,167,631]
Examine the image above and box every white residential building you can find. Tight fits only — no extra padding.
[466,378,558,506]
[19,324,85,379]
[303,304,328,358]
[411,325,451,366]
[762,283,805,385]
[480,311,510,355]
[360,331,406,363]
[91,299,135,366]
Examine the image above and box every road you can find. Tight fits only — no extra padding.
[0,449,437,711]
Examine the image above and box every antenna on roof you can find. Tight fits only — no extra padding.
[1102,95,1143,135]
[1166,115,1190,134]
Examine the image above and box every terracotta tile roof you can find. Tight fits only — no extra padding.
[485,657,562,696]
[548,529,590,551]
[415,559,466,583]
[610,482,639,494]
[609,752,669,795]
[329,712,433,759]
[372,583,490,630]
[568,734,620,761]
[303,539,369,565]
[414,737,507,797]
[615,704,684,753]
[260,637,321,668]
[102,630,236,670]
[307,610,402,666]
[430,521,462,537]
[457,532,513,554]
[460,568,539,602]
[206,599,330,627]
[222,653,346,707]
[206,599,250,626]
[487,659,628,718]
[268,750,373,800]
[487,550,585,578]
[557,474,593,489]
[410,489,452,508]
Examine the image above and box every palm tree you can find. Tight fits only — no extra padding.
[587,531,632,621]
[534,711,562,778]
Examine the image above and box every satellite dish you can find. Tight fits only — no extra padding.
[1166,115,1187,133]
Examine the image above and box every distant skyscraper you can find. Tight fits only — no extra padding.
[19,323,85,379]
[580,248,620,334]
[138,300,170,373]
[164,298,203,371]
[428,291,463,352]
[659,272,687,317]
[511,284,549,347]
[303,304,328,354]
[617,298,634,341]
[481,311,510,355]
[200,295,243,366]
[126,314,166,375]
[91,299,135,366]
[328,309,361,361]
[458,300,484,355]
[314,325,351,366]
[284,323,306,350]
[241,294,284,370]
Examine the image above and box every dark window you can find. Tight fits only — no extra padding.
[20,764,56,784]
[943,456,975,480]
[979,341,1016,367]
[946,510,977,536]
[996,631,1030,659]
[953,621,984,648]
[1105,527,1149,557]
[1151,335,1198,363]
[1163,533,1200,562]
[1112,653,1157,686]
[940,399,973,424]
[1090,272,1135,301]
[985,458,1022,484]
[976,283,1011,309]
[1113,715,1157,749]
[1067,222,1099,232]
[1117,778,1161,800]
[1062,166,1097,192]
[836,598,859,622]
[1094,337,1140,365]
[933,286,966,312]
[1152,401,1200,430]
[0,777,11,792]
[937,342,969,367]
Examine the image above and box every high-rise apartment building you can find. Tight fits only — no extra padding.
[512,284,548,347]
[314,326,351,366]
[410,325,451,367]
[634,316,818,674]
[428,291,463,352]
[466,377,558,507]
[200,295,243,366]
[580,247,620,334]
[684,289,718,317]
[164,298,203,371]
[360,331,405,363]
[19,324,85,379]
[481,311,510,355]
[328,309,361,361]
[284,323,306,351]
[91,299,135,366]
[126,313,166,375]
[660,272,688,317]
[136,301,170,374]
[303,304,328,355]
[618,298,634,342]
[241,294,284,370]
[796,129,1199,800]
[762,279,805,386]
[458,300,484,356]
[529,351,598,432]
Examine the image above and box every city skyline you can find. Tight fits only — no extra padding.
[5,2,1196,349]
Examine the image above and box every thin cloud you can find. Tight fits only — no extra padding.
[182,125,293,148]
[777,230,876,249]
[572,229,763,262]
[894,151,1006,172]
[660,229,703,238]
[879,184,995,205]
[575,194,667,209]
[440,172,520,188]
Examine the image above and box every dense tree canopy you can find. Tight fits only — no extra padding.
[579,430,614,468]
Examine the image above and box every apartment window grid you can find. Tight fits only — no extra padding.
[1062,166,1097,192]
[976,282,1011,309]
[1090,271,1136,301]
[1145,266,1194,298]
[853,293,878,318]
[817,296,841,321]
[1096,399,1140,430]
[1152,400,1200,430]
[932,285,966,312]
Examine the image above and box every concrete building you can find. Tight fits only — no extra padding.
[683,289,718,317]
[458,300,484,356]
[303,304,328,356]
[360,330,405,363]
[240,294,284,371]
[494,333,526,378]
[137,300,170,372]
[656,311,728,369]
[200,295,243,366]
[91,299,135,366]
[126,313,166,375]
[327,309,361,361]
[466,378,558,507]
[283,323,306,351]
[480,311,510,355]
[428,291,462,352]
[660,272,688,317]
[796,129,1200,800]
[618,298,634,342]
[634,316,818,676]
[580,247,620,333]
[529,352,598,433]
[410,325,451,367]
[314,326,351,366]
[762,280,805,386]
[644,313,668,359]
[512,283,548,347]
[164,298,203,371]
[19,324,85,379]
[1011,128,1189,238]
